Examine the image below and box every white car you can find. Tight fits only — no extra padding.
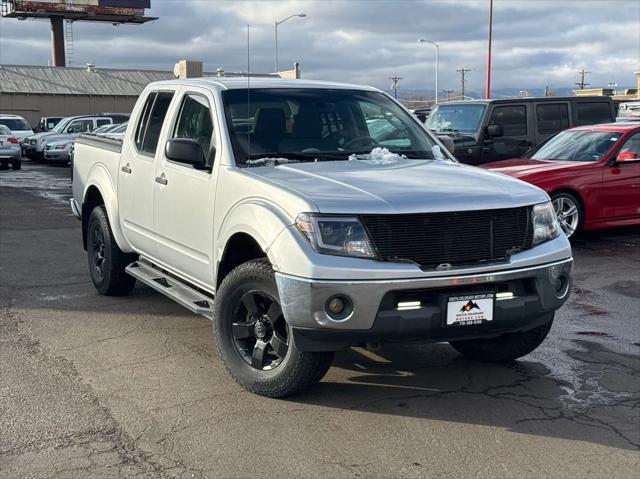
[0,114,34,141]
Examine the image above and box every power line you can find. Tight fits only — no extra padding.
[456,68,471,98]
[575,69,591,90]
[389,76,403,99]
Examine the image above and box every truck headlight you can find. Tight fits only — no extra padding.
[532,201,560,245]
[295,213,375,258]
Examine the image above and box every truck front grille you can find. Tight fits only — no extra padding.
[360,206,533,269]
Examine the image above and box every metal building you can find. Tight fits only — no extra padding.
[0,61,302,127]
[0,64,174,127]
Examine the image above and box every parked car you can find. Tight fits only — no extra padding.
[617,101,640,122]
[483,122,640,238]
[412,108,431,123]
[426,96,616,165]
[94,122,128,138]
[22,113,129,159]
[43,139,74,164]
[36,116,64,133]
[0,114,34,141]
[0,124,22,170]
[71,78,572,397]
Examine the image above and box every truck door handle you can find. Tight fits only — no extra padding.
[155,174,168,186]
[121,164,132,174]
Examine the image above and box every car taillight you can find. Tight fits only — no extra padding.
[7,137,18,144]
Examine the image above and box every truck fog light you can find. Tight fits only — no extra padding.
[554,275,569,296]
[325,296,352,320]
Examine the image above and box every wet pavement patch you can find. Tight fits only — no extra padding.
[576,331,610,337]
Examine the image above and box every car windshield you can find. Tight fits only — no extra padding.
[531,130,622,162]
[221,88,439,166]
[0,118,31,131]
[0,125,11,135]
[426,104,487,133]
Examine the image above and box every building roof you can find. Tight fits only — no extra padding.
[0,65,175,96]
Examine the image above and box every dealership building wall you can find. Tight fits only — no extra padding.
[0,65,174,127]
[0,63,300,127]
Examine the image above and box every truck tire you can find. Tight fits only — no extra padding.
[449,316,553,363]
[213,259,334,398]
[87,206,137,296]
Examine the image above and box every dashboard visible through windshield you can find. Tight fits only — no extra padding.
[426,103,487,134]
[221,88,439,166]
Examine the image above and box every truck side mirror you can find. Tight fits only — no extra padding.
[486,124,503,137]
[439,135,455,154]
[165,138,208,170]
[615,150,640,164]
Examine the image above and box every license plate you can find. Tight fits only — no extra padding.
[446,293,494,326]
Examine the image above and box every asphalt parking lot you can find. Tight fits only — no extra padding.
[1,159,639,478]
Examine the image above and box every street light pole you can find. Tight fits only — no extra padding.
[275,13,307,72]
[419,39,439,104]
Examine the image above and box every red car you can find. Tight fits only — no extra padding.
[482,123,640,238]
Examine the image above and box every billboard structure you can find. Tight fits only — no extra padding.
[1,1,157,66]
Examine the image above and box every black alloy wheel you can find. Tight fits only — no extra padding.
[232,290,290,371]
[90,222,107,281]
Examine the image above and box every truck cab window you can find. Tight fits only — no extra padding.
[172,94,214,163]
[536,103,569,134]
[576,102,611,126]
[135,91,174,155]
[489,105,527,136]
[67,119,94,134]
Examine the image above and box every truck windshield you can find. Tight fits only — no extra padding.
[530,130,621,162]
[426,104,487,134]
[221,88,438,166]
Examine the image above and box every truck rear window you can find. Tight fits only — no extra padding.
[135,91,174,155]
[576,102,612,126]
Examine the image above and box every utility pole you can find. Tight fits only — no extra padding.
[456,68,471,99]
[389,76,403,99]
[486,0,493,99]
[443,89,454,101]
[575,69,591,90]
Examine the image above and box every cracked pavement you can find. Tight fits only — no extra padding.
[1,161,639,478]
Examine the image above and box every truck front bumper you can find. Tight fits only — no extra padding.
[276,258,572,351]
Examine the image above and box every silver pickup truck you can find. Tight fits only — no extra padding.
[71,78,572,397]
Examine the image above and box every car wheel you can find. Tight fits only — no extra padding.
[551,192,583,238]
[11,158,21,170]
[0,161,7,169]
[87,206,137,296]
[213,258,334,398]
[449,316,553,363]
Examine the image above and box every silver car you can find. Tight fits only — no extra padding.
[0,124,22,170]
[43,139,74,164]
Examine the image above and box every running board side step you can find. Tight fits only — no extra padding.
[125,260,214,320]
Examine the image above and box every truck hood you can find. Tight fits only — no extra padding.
[481,158,590,179]
[246,159,549,214]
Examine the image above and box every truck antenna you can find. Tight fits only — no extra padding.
[247,24,251,161]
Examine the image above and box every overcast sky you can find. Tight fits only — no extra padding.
[0,0,638,95]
